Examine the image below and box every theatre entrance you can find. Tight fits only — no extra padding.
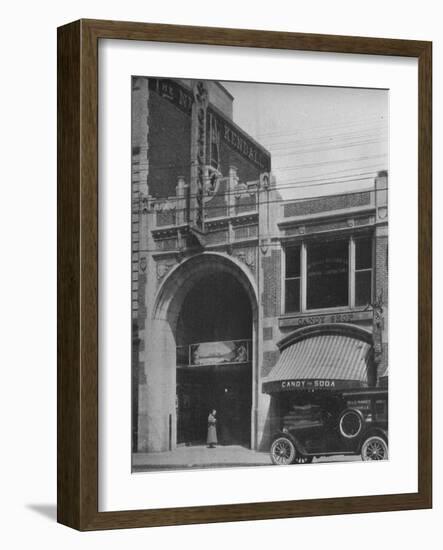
[175,271,253,447]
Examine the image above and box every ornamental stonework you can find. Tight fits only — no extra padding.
[234,247,257,275]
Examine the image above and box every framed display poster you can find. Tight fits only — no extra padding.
[57,19,432,530]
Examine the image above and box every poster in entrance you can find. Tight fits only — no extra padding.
[131,76,389,472]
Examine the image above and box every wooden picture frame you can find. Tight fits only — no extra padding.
[57,19,432,530]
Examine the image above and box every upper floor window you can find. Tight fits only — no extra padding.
[284,235,373,314]
[307,240,349,310]
[285,245,301,313]
[354,237,373,307]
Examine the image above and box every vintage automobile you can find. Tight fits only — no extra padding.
[269,389,388,465]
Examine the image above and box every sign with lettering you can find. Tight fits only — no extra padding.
[281,379,337,390]
[279,310,373,329]
[346,398,372,416]
[149,78,193,116]
[148,80,270,171]
[263,378,367,393]
[208,107,271,171]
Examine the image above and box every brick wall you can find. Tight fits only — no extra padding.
[156,210,176,226]
[284,191,371,218]
[148,91,192,198]
[234,225,258,240]
[262,250,281,318]
[374,234,388,303]
[235,193,257,214]
[218,141,264,183]
[205,229,229,244]
[147,82,269,200]
[374,232,388,383]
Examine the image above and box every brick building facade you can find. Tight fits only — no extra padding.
[131,77,388,453]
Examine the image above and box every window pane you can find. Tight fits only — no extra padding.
[375,399,388,422]
[355,270,372,306]
[355,237,372,270]
[285,278,300,313]
[307,240,348,309]
[285,246,300,278]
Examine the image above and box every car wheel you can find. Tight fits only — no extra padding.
[293,455,313,464]
[361,436,388,461]
[270,437,296,465]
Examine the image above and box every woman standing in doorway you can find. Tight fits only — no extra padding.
[207,409,218,448]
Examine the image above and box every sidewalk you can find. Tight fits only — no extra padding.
[132,444,272,471]
[132,444,362,472]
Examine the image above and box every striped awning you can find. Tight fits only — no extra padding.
[262,333,371,393]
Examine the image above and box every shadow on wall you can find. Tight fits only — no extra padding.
[258,395,280,452]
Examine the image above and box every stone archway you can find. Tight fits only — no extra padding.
[137,252,259,452]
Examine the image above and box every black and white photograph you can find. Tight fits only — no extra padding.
[131,76,389,472]
[0,0,437,542]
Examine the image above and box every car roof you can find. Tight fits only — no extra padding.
[341,389,388,398]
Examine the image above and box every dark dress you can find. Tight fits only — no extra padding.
[207,413,218,446]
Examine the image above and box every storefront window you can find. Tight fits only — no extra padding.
[307,240,349,309]
[284,246,301,313]
[355,237,373,306]
[284,235,373,313]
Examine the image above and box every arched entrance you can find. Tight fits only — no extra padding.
[176,271,252,446]
[141,252,258,452]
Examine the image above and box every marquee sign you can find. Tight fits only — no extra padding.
[208,107,271,171]
[262,378,367,393]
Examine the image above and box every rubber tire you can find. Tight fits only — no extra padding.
[361,436,388,461]
[270,437,296,465]
[339,408,364,439]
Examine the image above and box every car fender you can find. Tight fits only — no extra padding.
[359,427,389,451]
[271,430,307,455]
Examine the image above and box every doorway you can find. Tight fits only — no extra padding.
[175,270,253,447]
[176,364,252,446]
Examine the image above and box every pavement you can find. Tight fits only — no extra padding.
[132,444,271,471]
[132,444,361,472]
